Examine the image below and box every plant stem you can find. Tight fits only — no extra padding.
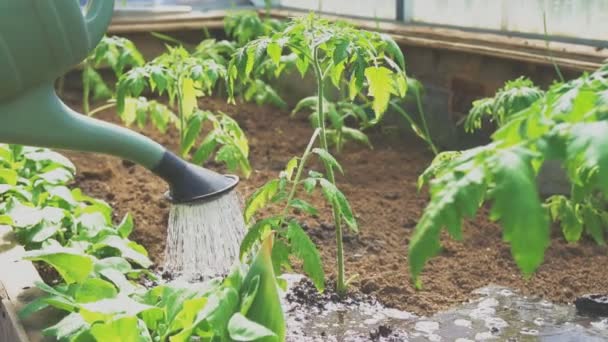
[83,65,91,115]
[413,87,438,155]
[279,128,321,222]
[313,48,347,296]
[542,12,565,83]
[177,78,186,155]
[88,102,117,117]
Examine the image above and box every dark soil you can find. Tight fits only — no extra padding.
[59,91,608,316]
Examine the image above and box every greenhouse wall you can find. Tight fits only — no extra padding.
[275,0,608,43]
[407,0,608,42]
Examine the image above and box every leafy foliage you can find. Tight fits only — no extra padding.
[292,97,372,151]
[464,77,544,132]
[241,138,356,292]
[224,11,285,46]
[116,46,251,177]
[82,36,145,114]
[1,146,284,341]
[411,64,608,286]
[230,14,407,295]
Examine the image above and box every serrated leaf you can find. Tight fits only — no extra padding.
[313,148,343,174]
[318,179,357,232]
[380,34,405,69]
[244,180,280,223]
[287,221,325,291]
[240,218,278,258]
[489,148,549,276]
[289,199,318,215]
[365,66,393,120]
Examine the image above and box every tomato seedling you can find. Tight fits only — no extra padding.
[411,63,608,288]
[229,14,408,295]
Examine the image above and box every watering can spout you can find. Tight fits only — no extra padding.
[0,82,239,203]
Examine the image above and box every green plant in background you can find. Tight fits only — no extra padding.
[116,46,252,177]
[224,10,285,46]
[229,14,408,295]
[410,64,608,288]
[82,36,145,115]
[292,97,372,152]
[464,76,545,132]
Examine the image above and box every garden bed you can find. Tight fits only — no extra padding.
[60,91,608,316]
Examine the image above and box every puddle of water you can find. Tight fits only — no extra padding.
[281,277,608,342]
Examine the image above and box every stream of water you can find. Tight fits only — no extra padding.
[163,191,245,281]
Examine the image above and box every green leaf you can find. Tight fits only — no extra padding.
[242,236,285,342]
[380,34,405,69]
[313,148,344,174]
[292,96,318,116]
[90,316,145,342]
[244,180,280,223]
[25,150,76,172]
[74,278,118,303]
[287,221,325,292]
[409,156,486,288]
[581,205,605,245]
[365,66,393,119]
[81,295,152,322]
[0,168,18,185]
[118,213,134,238]
[180,78,198,119]
[181,113,203,156]
[565,122,608,194]
[267,41,282,65]
[318,179,358,232]
[289,199,318,215]
[24,247,93,284]
[228,313,276,341]
[239,276,260,316]
[333,41,350,65]
[240,218,278,258]
[43,313,88,340]
[489,148,549,276]
[94,236,152,268]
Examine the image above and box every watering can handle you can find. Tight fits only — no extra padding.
[85,0,115,51]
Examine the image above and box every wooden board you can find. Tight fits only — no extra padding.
[106,7,607,72]
[0,225,58,342]
[1,282,29,342]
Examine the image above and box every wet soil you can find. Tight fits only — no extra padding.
[59,91,608,316]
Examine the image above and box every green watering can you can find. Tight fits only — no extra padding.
[0,0,238,203]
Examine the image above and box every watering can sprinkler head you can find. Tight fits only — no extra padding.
[153,151,240,204]
[0,0,239,204]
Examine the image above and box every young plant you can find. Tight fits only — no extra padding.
[229,14,408,295]
[411,64,608,287]
[116,46,251,177]
[464,76,544,132]
[82,36,145,115]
